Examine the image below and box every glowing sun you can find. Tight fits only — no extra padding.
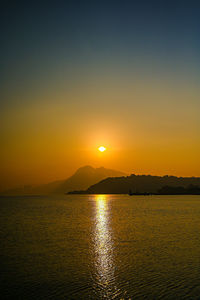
[98,146,107,152]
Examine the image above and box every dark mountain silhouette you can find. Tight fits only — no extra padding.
[2,166,126,195]
[54,166,126,194]
[69,174,200,194]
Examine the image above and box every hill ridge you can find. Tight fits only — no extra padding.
[69,174,200,194]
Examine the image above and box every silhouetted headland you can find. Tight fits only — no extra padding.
[68,174,200,195]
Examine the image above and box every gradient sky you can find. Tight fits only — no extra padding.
[1,0,200,191]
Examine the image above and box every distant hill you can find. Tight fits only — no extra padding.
[2,166,126,195]
[54,165,126,194]
[71,174,200,194]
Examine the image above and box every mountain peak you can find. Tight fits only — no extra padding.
[2,165,126,195]
[58,165,126,193]
[76,165,94,171]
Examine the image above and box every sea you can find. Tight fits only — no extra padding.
[0,194,200,299]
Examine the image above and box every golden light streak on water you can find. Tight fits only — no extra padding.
[93,195,120,298]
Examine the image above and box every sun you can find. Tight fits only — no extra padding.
[98,146,107,152]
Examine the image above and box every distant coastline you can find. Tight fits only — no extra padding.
[2,168,200,196]
[67,191,200,195]
[67,174,200,195]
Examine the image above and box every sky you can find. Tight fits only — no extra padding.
[1,0,200,191]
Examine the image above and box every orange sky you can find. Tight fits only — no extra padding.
[1,72,200,191]
[2,2,200,192]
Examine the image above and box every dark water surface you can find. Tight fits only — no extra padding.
[0,195,200,299]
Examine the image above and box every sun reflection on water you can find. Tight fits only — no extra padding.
[93,195,119,298]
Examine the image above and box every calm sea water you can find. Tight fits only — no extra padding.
[0,195,200,299]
